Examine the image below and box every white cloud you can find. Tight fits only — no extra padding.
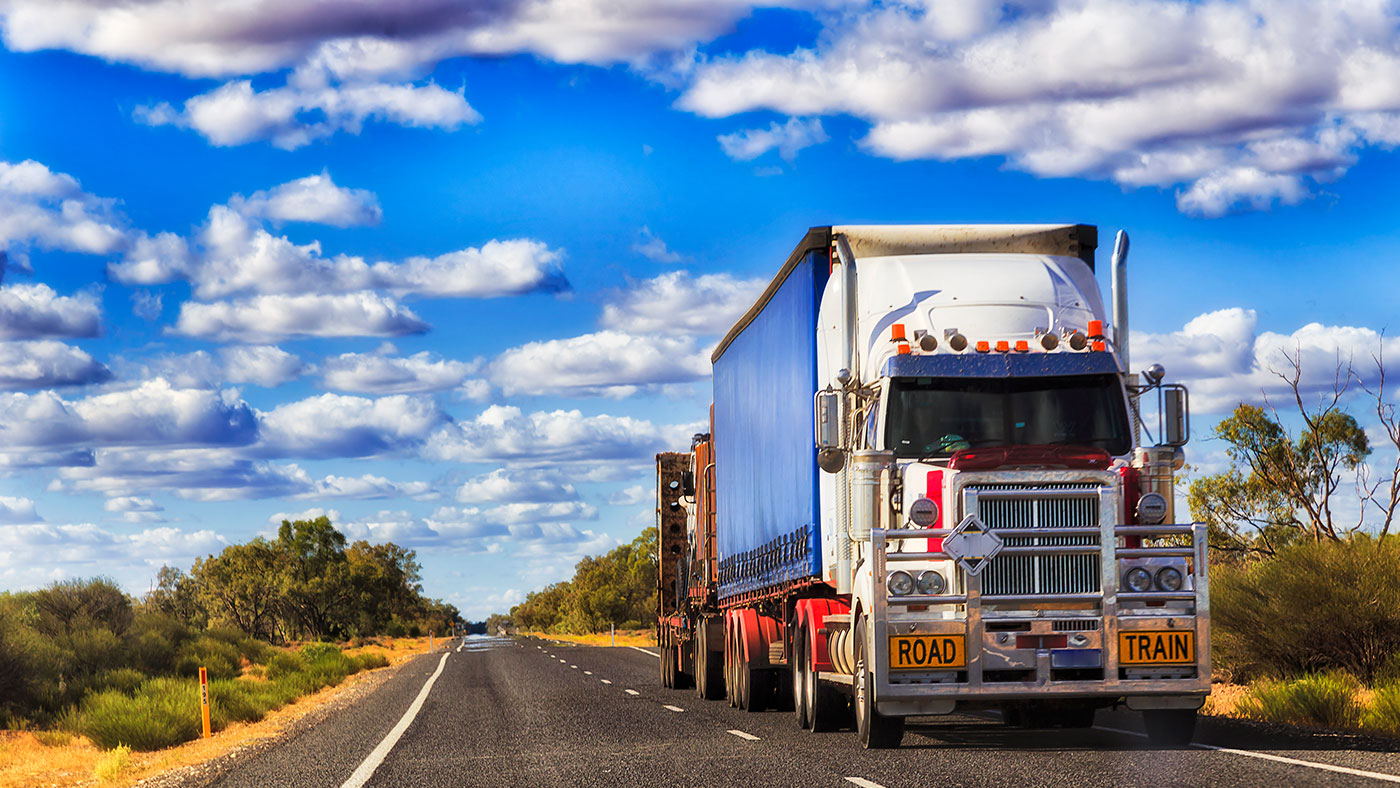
[257,393,447,458]
[0,522,227,591]
[0,379,257,451]
[0,284,101,339]
[0,340,110,389]
[431,501,598,526]
[268,507,341,525]
[608,485,648,506]
[599,271,762,335]
[295,473,435,501]
[138,76,479,150]
[131,290,163,321]
[426,405,698,465]
[1134,309,1400,412]
[104,496,166,523]
[220,345,307,387]
[677,0,1400,215]
[455,468,581,504]
[170,292,430,342]
[490,330,710,397]
[633,226,682,263]
[112,205,567,300]
[717,117,827,161]
[228,172,382,227]
[0,496,40,524]
[0,160,129,263]
[320,347,482,394]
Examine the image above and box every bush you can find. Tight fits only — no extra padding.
[209,679,286,727]
[95,668,147,696]
[264,651,305,681]
[35,730,73,747]
[93,744,131,783]
[1364,685,1400,735]
[1212,536,1400,683]
[355,653,389,670]
[1236,672,1362,730]
[78,679,200,751]
[175,636,241,681]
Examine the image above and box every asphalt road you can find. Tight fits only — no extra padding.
[198,636,1400,788]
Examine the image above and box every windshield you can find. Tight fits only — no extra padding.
[884,374,1131,458]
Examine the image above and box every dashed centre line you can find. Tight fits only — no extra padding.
[662,705,684,713]
[726,730,760,741]
[624,689,640,696]
[601,679,612,685]
[570,665,578,669]
[845,778,886,788]
[584,671,592,675]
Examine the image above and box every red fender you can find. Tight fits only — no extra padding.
[797,598,850,672]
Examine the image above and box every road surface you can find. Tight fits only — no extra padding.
[192,635,1400,787]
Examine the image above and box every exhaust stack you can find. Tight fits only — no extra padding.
[1111,230,1130,375]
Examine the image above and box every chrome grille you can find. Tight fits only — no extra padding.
[971,484,1101,596]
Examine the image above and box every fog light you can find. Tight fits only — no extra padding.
[917,570,945,595]
[887,571,914,596]
[1155,566,1184,592]
[1124,567,1152,592]
[908,497,939,527]
[1137,492,1168,524]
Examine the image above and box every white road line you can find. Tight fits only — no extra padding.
[584,671,593,675]
[1093,725,1400,784]
[339,653,450,788]
[601,679,612,685]
[845,778,886,788]
[571,665,578,669]
[727,730,760,741]
[629,646,660,657]
[559,659,566,663]
[663,705,684,712]
[625,689,640,696]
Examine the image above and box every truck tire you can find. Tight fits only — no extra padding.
[674,644,694,690]
[695,622,723,701]
[854,615,904,749]
[1143,709,1197,747]
[793,628,811,729]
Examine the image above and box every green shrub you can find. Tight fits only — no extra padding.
[264,651,305,681]
[355,653,389,671]
[175,636,241,681]
[1213,536,1400,683]
[208,679,286,727]
[93,744,131,782]
[78,679,200,751]
[1237,672,1362,729]
[237,636,270,665]
[1364,684,1400,735]
[95,668,146,696]
[35,729,73,747]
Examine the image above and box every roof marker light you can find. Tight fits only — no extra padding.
[1088,319,1104,339]
[975,340,991,353]
[1015,340,1029,352]
[891,323,910,355]
[995,340,1010,352]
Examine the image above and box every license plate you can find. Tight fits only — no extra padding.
[889,634,965,670]
[1118,631,1194,664]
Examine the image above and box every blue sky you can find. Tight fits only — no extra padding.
[2,0,1399,619]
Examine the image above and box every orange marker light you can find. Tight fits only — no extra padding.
[1015,340,1030,352]
[995,340,1010,352]
[975,341,991,353]
[891,323,907,341]
[1088,319,1104,338]
[1091,340,1107,352]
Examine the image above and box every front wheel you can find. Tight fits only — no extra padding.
[854,615,904,749]
[1144,709,1197,747]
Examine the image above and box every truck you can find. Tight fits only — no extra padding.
[655,224,1208,748]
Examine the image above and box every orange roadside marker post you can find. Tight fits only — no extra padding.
[199,667,212,738]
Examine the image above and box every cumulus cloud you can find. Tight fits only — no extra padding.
[138,76,479,150]
[0,496,40,524]
[0,284,102,339]
[426,404,698,465]
[432,501,598,526]
[257,393,447,458]
[633,226,682,263]
[228,172,382,226]
[678,0,1400,215]
[717,117,827,161]
[170,292,429,342]
[103,495,165,523]
[295,473,435,500]
[599,271,762,336]
[1134,309,1400,412]
[0,340,110,389]
[138,346,306,389]
[112,205,567,301]
[455,468,580,504]
[320,347,482,394]
[0,379,257,451]
[0,160,129,265]
[0,522,227,590]
[491,330,709,397]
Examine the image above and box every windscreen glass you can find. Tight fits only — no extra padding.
[884,374,1131,458]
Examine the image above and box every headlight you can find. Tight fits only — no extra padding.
[1155,566,1184,592]
[887,571,915,596]
[908,497,939,527]
[1136,492,1168,524]
[916,570,945,595]
[1124,567,1152,593]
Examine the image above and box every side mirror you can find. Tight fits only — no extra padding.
[1162,386,1189,447]
[814,389,845,473]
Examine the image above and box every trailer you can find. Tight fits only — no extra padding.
[657,225,1207,748]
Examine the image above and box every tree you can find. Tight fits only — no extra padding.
[192,540,283,642]
[144,565,205,628]
[346,540,422,636]
[1189,346,1400,561]
[275,517,355,640]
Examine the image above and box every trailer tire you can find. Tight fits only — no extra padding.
[793,627,811,729]
[1144,709,1197,747]
[807,655,847,732]
[695,621,723,701]
[854,615,904,749]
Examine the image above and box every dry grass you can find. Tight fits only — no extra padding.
[0,635,440,788]
[523,629,656,647]
[1202,683,1249,717]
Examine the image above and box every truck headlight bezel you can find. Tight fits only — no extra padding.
[916,570,946,595]
[887,570,915,596]
[1124,566,1153,593]
[1155,565,1184,592]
